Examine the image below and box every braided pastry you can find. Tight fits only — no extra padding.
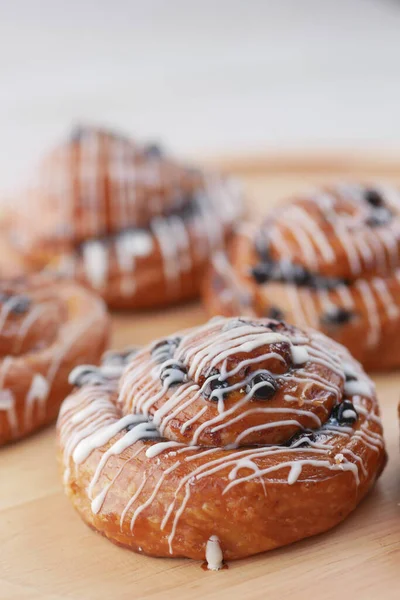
[203,183,400,370]
[0,274,109,445]
[57,316,386,566]
[10,126,243,309]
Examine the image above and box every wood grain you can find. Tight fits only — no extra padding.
[1,158,399,600]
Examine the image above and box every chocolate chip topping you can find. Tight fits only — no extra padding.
[251,260,349,290]
[321,307,355,326]
[203,368,229,400]
[246,373,277,400]
[345,373,357,383]
[152,337,182,363]
[102,347,139,367]
[365,207,392,227]
[160,362,187,386]
[267,306,285,321]
[332,400,358,426]
[287,429,317,448]
[362,188,393,227]
[364,188,384,208]
[251,263,274,284]
[0,294,32,315]
[144,143,163,158]
[69,366,105,388]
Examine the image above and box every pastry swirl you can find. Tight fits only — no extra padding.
[57,316,386,564]
[11,127,243,309]
[0,274,109,445]
[203,183,400,370]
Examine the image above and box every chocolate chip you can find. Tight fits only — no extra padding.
[102,347,139,367]
[364,189,384,207]
[246,373,277,400]
[144,143,163,158]
[70,125,86,142]
[267,320,286,332]
[152,337,181,363]
[286,264,313,286]
[1,295,32,315]
[287,429,316,448]
[203,368,229,400]
[251,263,274,284]
[345,373,357,383]
[209,378,229,393]
[321,307,355,326]
[332,400,358,426]
[251,260,348,291]
[160,362,187,386]
[267,306,284,321]
[69,366,104,388]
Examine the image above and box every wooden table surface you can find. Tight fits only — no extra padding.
[1,155,400,600]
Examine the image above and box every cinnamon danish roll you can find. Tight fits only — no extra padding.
[57,316,386,565]
[203,183,400,370]
[10,126,243,309]
[0,274,109,445]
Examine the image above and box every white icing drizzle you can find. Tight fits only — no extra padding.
[206,535,224,571]
[145,440,184,458]
[285,205,335,263]
[0,357,17,435]
[213,251,253,311]
[0,389,17,435]
[356,280,380,347]
[82,240,109,289]
[24,374,49,428]
[13,304,48,354]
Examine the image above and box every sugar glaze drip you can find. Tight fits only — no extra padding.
[206,536,224,571]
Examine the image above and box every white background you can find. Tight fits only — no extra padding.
[1,0,400,191]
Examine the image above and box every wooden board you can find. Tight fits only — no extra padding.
[1,154,400,600]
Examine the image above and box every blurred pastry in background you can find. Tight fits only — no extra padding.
[8,126,243,309]
[203,182,400,371]
[0,273,109,445]
[0,207,26,278]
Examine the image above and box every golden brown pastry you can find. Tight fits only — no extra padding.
[0,207,26,278]
[0,274,109,445]
[203,182,400,370]
[10,126,243,309]
[57,316,386,567]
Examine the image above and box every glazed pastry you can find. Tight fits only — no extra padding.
[203,183,400,370]
[57,316,386,566]
[0,274,109,445]
[10,127,243,309]
[0,208,26,278]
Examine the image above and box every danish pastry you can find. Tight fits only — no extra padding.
[0,274,109,445]
[57,316,386,565]
[203,183,400,370]
[10,127,243,309]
